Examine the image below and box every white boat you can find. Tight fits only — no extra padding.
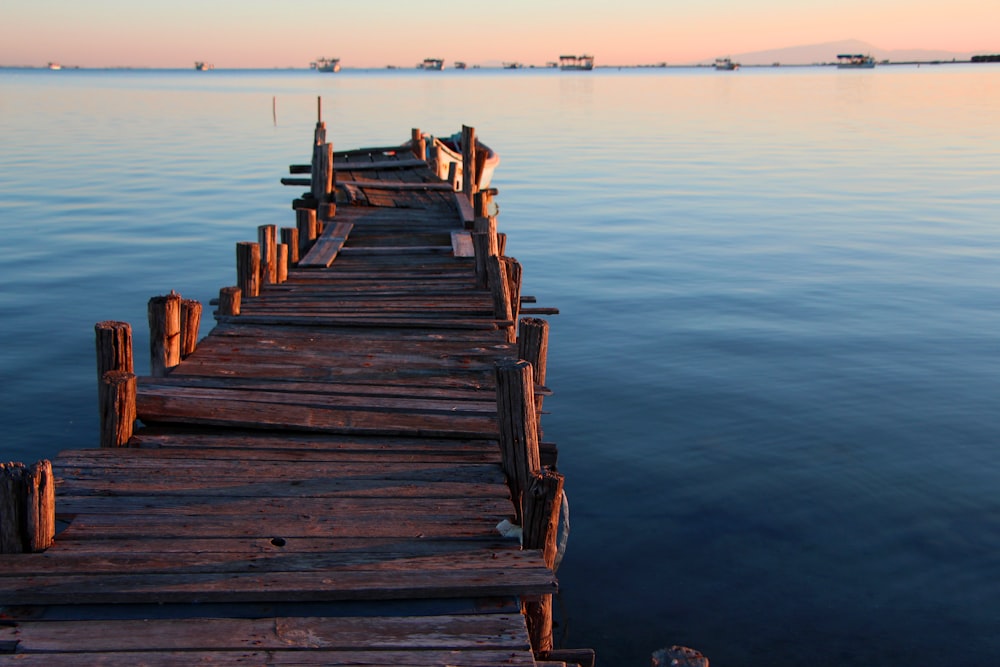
[714,57,739,70]
[836,54,875,69]
[47,62,61,70]
[418,58,445,70]
[408,131,499,192]
[559,54,594,70]
[311,57,341,73]
[194,61,214,71]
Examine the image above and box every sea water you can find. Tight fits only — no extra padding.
[1,65,999,665]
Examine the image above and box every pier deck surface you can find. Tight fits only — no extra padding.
[0,137,566,665]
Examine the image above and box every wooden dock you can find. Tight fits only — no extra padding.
[0,122,593,666]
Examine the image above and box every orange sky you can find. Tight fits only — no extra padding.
[2,0,997,68]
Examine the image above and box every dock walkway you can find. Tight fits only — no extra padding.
[1,126,590,666]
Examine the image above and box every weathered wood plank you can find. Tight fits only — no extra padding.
[0,565,557,604]
[0,614,533,651]
[0,650,536,666]
[298,221,354,268]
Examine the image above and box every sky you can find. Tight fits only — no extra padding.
[2,0,998,68]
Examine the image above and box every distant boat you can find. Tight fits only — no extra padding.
[714,57,739,71]
[502,62,524,69]
[418,58,445,70]
[311,57,340,73]
[559,54,594,70]
[194,61,214,71]
[454,61,467,70]
[836,54,875,69]
[47,62,61,70]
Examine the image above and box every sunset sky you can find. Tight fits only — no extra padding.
[3,0,997,68]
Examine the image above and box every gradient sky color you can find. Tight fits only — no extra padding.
[3,0,998,69]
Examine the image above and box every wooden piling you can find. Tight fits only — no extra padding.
[522,468,565,655]
[472,215,499,289]
[410,128,426,160]
[180,298,202,358]
[147,292,182,377]
[296,208,318,255]
[236,241,261,298]
[494,359,541,524]
[503,257,522,323]
[487,256,514,343]
[99,370,136,448]
[461,125,476,201]
[0,460,55,553]
[312,142,335,221]
[258,224,278,285]
[276,243,289,283]
[218,286,241,317]
[95,320,133,377]
[281,226,300,265]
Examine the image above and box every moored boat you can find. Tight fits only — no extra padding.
[407,131,499,192]
[311,57,341,73]
[714,57,739,70]
[836,53,875,68]
[418,58,445,70]
[194,61,214,71]
[47,62,62,70]
[559,54,594,70]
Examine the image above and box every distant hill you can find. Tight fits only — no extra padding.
[700,39,976,66]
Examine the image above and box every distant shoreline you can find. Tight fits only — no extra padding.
[2,59,996,72]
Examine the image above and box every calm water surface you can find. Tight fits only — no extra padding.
[2,65,999,665]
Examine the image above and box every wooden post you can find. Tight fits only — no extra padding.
[281,226,300,265]
[503,257,522,323]
[487,256,514,343]
[472,215,498,289]
[276,243,289,283]
[1,460,55,553]
[461,125,476,202]
[447,161,459,191]
[473,189,495,219]
[95,320,133,378]
[258,224,278,285]
[494,359,540,524]
[218,286,242,317]
[296,208,318,256]
[100,370,136,448]
[236,241,261,298]
[410,128,425,160]
[180,298,202,358]
[312,142,335,222]
[148,292,182,377]
[314,96,326,145]
[522,468,565,656]
[517,317,549,439]
[0,463,24,553]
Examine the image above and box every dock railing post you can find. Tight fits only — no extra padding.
[95,320,137,447]
[258,224,278,285]
[281,227,300,266]
[461,125,476,202]
[312,141,335,223]
[0,460,55,553]
[180,298,202,358]
[236,241,261,298]
[494,359,541,525]
[410,127,425,160]
[296,208,318,257]
[517,317,549,439]
[148,291,182,377]
[217,286,242,317]
[522,468,565,656]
